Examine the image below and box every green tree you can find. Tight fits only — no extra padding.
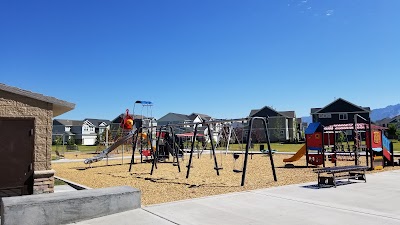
[388,124,397,136]
[396,129,400,139]
[337,132,346,143]
[54,136,63,145]
[67,136,75,145]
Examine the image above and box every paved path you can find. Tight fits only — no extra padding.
[71,170,400,225]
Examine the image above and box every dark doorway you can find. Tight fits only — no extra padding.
[0,118,34,197]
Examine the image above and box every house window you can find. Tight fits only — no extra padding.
[339,113,348,120]
[84,126,88,131]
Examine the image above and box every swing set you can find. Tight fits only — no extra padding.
[149,117,277,186]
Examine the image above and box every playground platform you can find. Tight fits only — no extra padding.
[71,170,400,225]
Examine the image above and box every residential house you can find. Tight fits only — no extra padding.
[310,98,371,140]
[157,113,193,129]
[52,119,97,145]
[52,119,78,144]
[310,98,371,126]
[84,118,111,142]
[248,107,299,143]
[157,112,219,141]
[296,118,307,141]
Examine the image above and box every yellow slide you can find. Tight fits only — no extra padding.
[283,144,306,163]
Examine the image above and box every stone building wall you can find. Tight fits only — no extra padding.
[0,90,54,194]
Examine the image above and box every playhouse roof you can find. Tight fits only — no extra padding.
[305,122,322,135]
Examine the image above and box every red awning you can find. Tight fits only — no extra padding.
[324,123,387,131]
[176,132,204,137]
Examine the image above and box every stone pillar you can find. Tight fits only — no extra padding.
[33,170,55,194]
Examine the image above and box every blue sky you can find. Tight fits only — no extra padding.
[1,0,399,120]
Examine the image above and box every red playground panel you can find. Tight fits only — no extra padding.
[366,130,383,150]
[307,132,323,150]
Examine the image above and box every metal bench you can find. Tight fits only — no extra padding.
[313,165,369,188]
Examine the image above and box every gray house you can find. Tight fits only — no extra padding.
[157,112,215,137]
[311,98,370,126]
[52,119,97,145]
[248,106,299,143]
[157,113,192,128]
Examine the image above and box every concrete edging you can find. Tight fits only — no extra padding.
[1,186,140,225]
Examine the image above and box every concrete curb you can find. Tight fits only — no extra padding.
[1,186,140,225]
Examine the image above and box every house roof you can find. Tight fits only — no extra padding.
[158,113,191,122]
[188,114,199,121]
[193,113,212,121]
[0,83,75,117]
[279,111,296,118]
[188,113,212,121]
[310,108,322,114]
[53,119,83,126]
[249,106,287,117]
[249,109,259,117]
[84,118,111,128]
[389,115,400,124]
[312,98,370,114]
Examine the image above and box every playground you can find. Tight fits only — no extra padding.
[51,102,400,205]
[52,153,400,205]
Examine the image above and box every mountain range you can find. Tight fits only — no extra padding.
[301,103,400,124]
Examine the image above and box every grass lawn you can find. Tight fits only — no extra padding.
[392,140,400,152]
[52,145,106,153]
[54,179,66,186]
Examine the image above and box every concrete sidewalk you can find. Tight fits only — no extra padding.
[71,170,400,225]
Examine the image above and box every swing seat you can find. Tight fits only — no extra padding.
[233,169,242,173]
[142,150,152,157]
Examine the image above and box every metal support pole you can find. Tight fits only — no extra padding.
[369,119,374,170]
[207,123,220,176]
[334,127,337,166]
[241,117,277,186]
[262,117,277,182]
[170,126,181,172]
[354,115,358,166]
[128,131,139,172]
[241,117,253,186]
[390,141,394,167]
[139,128,143,163]
[186,124,198,178]
[150,128,162,175]
[322,128,326,167]
[305,134,309,167]
[364,126,369,167]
